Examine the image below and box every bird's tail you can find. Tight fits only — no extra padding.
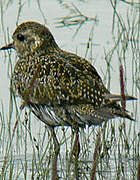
[103,94,136,121]
[114,109,135,121]
[103,93,137,102]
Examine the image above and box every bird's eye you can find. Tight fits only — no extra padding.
[17,34,25,42]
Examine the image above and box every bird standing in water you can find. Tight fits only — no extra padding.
[0,21,135,178]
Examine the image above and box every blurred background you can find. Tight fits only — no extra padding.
[0,0,139,179]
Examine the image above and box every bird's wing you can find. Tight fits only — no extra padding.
[25,53,110,107]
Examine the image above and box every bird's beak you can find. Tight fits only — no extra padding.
[0,42,14,50]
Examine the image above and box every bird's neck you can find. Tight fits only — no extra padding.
[34,40,61,56]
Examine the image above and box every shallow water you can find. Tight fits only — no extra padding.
[0,0,139,179]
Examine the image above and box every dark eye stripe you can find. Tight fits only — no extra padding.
[17,34,25,41]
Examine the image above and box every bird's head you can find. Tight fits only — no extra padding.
[0,21,59,58]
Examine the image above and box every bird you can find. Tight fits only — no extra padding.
[0,21,136,177]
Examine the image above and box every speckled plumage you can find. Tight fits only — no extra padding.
[0,21,134,128]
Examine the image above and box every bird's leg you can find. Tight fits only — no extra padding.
[69,128,80,180]
[72,128,80,179]
[67,127,80,178]
[50,127,60,180]
[72,128,80,157]
[90,127,101,180]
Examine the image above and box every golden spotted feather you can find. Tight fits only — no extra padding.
[0,21,135,127]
